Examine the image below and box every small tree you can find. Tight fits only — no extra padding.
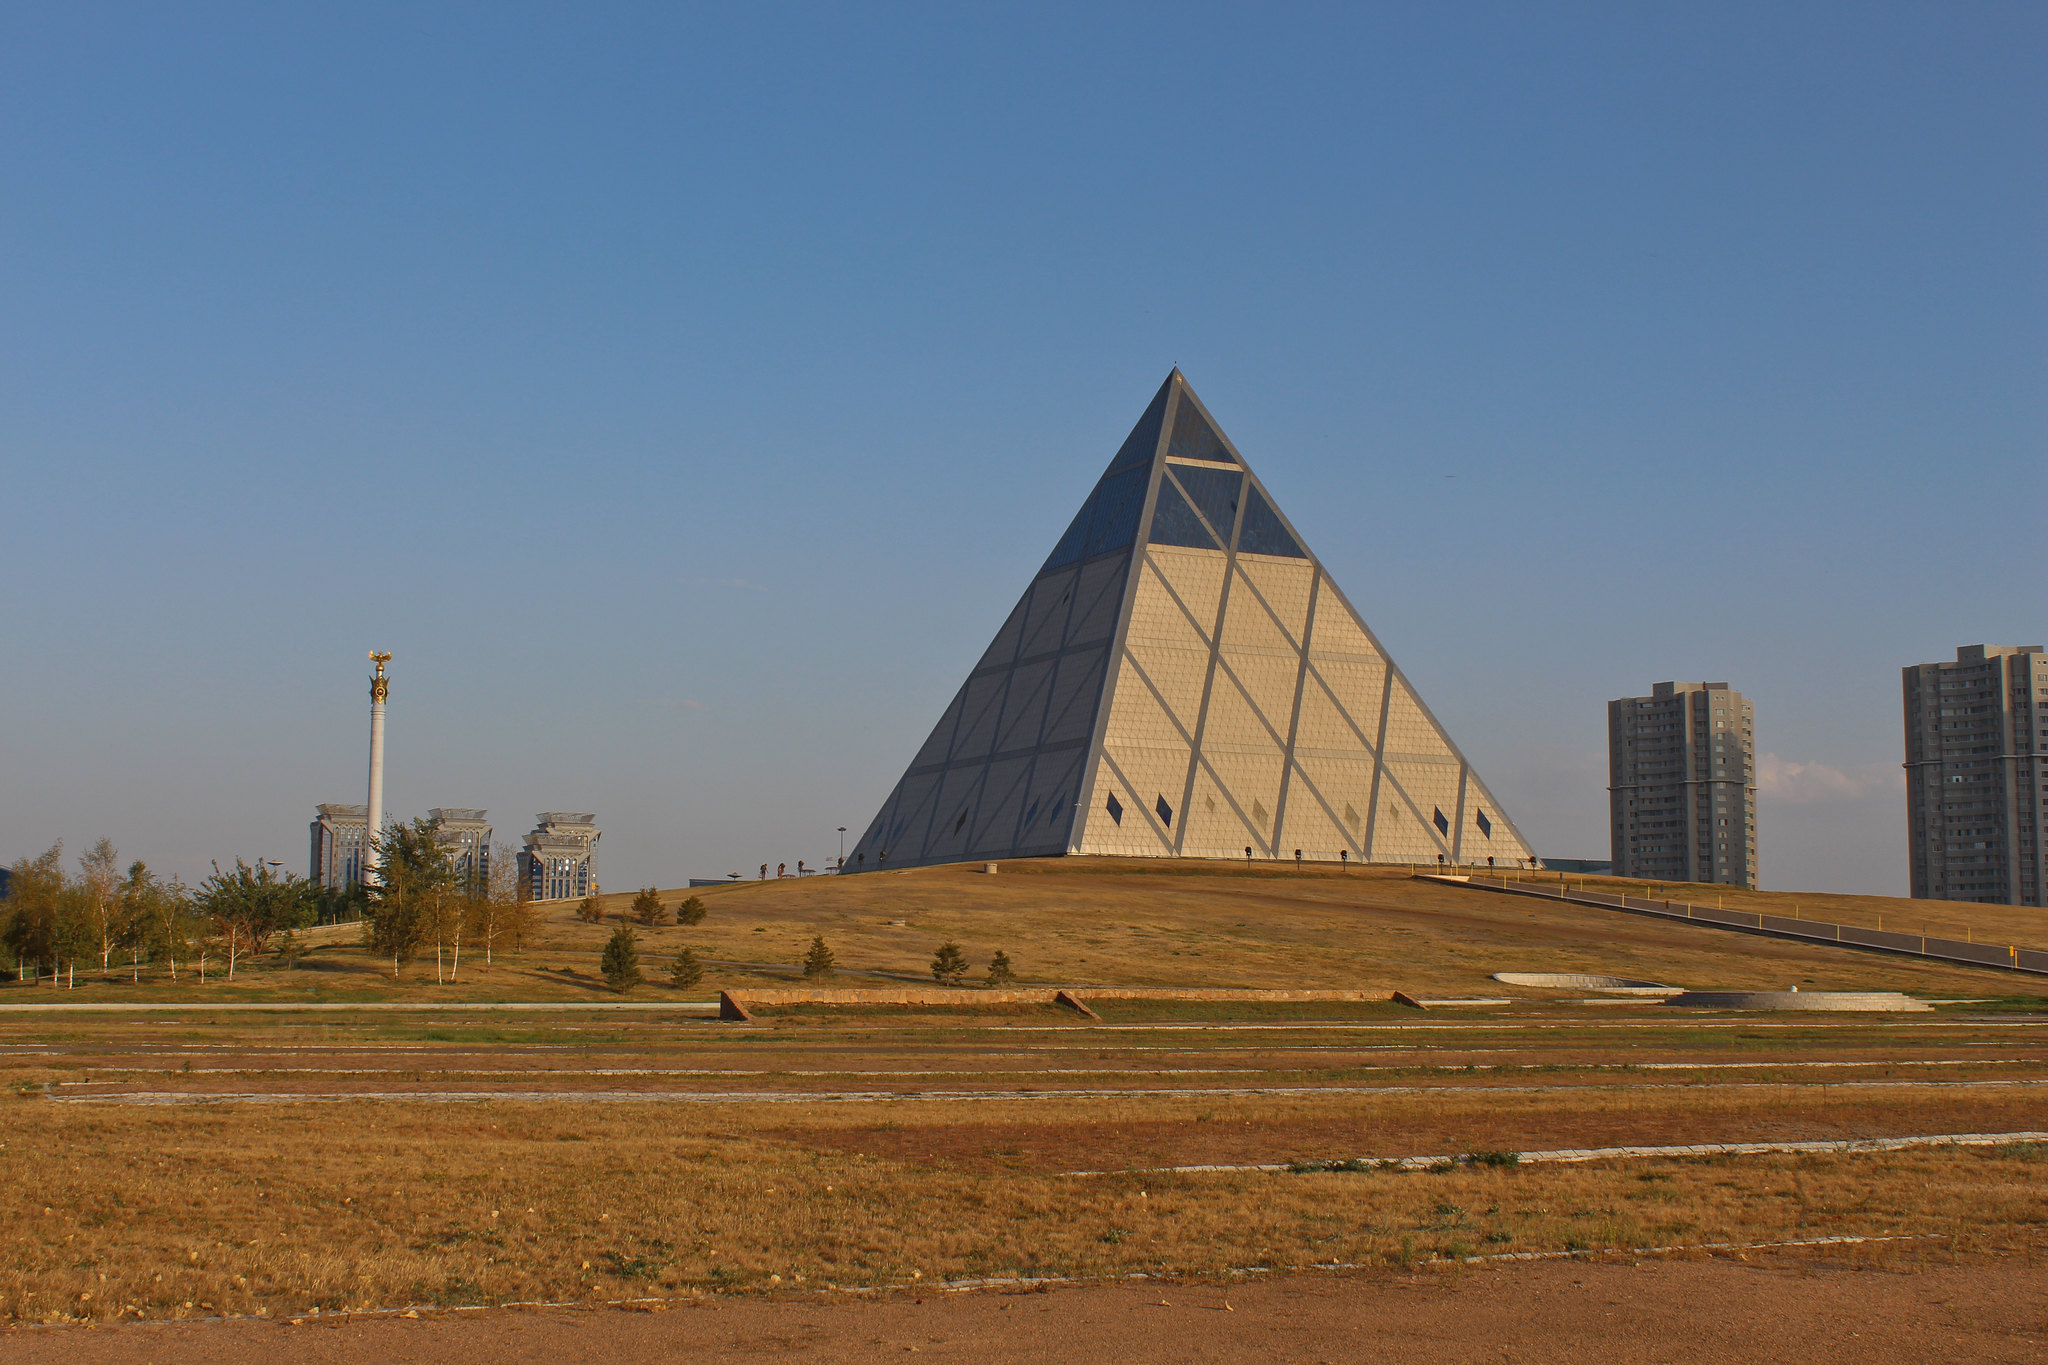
[468,841,534,967]
[193,858,319,980]
[3,843,68,982]
[676,895,707,926]
[363,819,456,979]
[630,887,669,927]
[124,860,195,980]
[669,946,704,988]
[986,950,1016,986]
[931,940,969,986]
[601,924,642,991]
[79,838,123,972]
[802,936,835,980]
[575,895,604,924]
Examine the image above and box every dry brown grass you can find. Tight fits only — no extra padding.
[3,1092,2043,1326]
[4,860,2040,1332]
[5,859,2040,1007]
[2,976,2042,1327]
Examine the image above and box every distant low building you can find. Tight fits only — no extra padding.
[428,808,492,894]
[1540,858,1612,875]
[521,813,600,901]
[310,804,370,890]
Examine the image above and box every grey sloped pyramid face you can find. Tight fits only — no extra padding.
[846,372,1532,872]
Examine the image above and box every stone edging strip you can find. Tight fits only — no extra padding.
[1060,1129,2048,1176]
[46,1080,2048,1106]
[716,986,1405,1021]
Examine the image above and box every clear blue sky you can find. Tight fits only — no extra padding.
[3,4,2041,895]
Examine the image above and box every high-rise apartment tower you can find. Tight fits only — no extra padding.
[1608,682,1757,887]
[1902,644,2047,906]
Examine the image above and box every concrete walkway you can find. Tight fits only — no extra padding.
[1064,1128,2048,1176]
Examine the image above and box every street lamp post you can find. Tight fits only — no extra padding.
[838,827,847,865]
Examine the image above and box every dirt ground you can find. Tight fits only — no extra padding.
[10,1253,2043,1364]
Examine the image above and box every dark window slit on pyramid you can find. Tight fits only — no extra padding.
[1433,807,1450,836]
[954,809,970,834]
[1106,793,1123,825]
[1476,808,1492,838]
[1024,798,1040,827]
[1155,795,1174,827]
[1148,478,1219,550]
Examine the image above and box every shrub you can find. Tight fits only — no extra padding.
[931,941,968,986]
[669,947,704,988]
[676,895,708,926]
[629,887,669,927]
[802,936,835,980]
[600,924,641,990]
[574,896,604,924]
[1466,1150,1520,1168]
[986,949,1016,986]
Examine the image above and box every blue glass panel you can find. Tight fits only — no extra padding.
[1235,487,1305,558]
[1147,477,1219,549]
[1166,394,1236,463]
[1083,465,1148,557]
[1042,495,1095,571]
[1171,465,1242,540]
[1106,792,1124,825]
[1475,808,1492,838]
[1106,379,1170,473]
[1433,807,1450,836]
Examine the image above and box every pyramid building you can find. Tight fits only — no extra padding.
[846,371,1533,873]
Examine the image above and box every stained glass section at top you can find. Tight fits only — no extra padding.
[1105,375,1172,474]
[1148,477,1220,550]
[1170,464,1243,542]
[1166,392,1237,463]
[1236,486,1305,558]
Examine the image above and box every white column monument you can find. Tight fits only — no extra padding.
[363,651,391,883]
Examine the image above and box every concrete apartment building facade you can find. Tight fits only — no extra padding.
[1608,681,1757,887]
[520,813,601,901]
[1902,644,2047,906]
[310,803,369,891]
[426,808,493,893]
[311,805,492,891]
